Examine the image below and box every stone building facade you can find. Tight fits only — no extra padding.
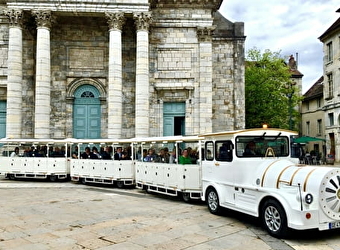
[319,8,340,161]
[300,76,326,157]
[0,0,245,139]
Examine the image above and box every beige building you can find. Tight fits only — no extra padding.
[319,8,340,161]
[300,76,326,158]
[0,0,245,139]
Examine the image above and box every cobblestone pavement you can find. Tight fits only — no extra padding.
[0,177,339,250]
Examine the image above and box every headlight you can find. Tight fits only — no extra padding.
[305,193,313,204]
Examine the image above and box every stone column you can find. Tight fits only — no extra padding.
[134,12,152,138]
[32,10,53,139]
[197,26,215,134]
[105,12,125,139]
[4,9,23,138]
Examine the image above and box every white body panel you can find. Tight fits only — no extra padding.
[1,156,69,179]
[70,159,135,185]
[135,161,201,197]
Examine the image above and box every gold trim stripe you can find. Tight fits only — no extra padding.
[303,168,317,192]
[276,165,294,189]
[261,159,281,187]
[289,168,302,185]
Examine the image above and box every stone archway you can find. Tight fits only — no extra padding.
[67,78,106,139]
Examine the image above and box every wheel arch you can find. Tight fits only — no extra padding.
[203,183,224,204]
[258,194,290,222]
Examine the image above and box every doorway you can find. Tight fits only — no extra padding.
[73,85,101,139]
[163,102,185,136]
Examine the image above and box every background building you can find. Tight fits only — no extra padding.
[319,8,340,162]
[300,76,326,159]
[0,0,245,139]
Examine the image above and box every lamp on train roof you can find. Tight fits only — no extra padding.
[262,124,268,129]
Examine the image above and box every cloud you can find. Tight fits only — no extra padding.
[219,0,339,93]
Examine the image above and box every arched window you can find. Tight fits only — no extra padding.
[81,91,95,98]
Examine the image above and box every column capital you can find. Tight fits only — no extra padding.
[32,10,55,29]
[133,12,152,31]
[197,26,216,42]
[105,12,125,31]
[3,9,23,27]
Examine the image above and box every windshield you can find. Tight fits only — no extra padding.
[236,135,290,158]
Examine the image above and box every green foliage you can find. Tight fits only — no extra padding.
[245,48,301,130]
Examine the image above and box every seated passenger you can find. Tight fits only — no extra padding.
[114,147,123,160]
[81,147,97,159]
[101,146,112,160]
[243,141,257,156]
[72,146,79,159]
[92,147,101,159]
[179,149,192,164]
[155,148,170,163]
[10,147,20,157]
[144,148,157,162]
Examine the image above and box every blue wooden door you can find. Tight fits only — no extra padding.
[163,102,185,136]
[73,85,101,139]
[0,101,6,138]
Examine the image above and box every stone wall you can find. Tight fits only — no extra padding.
[0,0,245,139]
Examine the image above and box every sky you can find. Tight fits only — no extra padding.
[219,0,339,94]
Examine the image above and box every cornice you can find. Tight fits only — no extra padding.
[150,0,222,11]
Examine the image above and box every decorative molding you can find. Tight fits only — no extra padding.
[31,10,54,29]
[3,9,23,27]
[66,78,106,100]
[105,12,125,31]
[133,12,152,31]
[197,26,216,42]
[150,0,222,11]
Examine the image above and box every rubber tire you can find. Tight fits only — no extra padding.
[206,188,221,215]
[182,192,191,202]
[49,175,58,182]
[81,178,86,185]
[116,181,124,188]
[261,199,289,238]
[8,174,15,180]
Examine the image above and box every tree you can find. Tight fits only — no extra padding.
[245,48,300,130]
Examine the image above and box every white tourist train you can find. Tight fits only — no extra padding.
[0,138,70,181]
[1,128,340,238]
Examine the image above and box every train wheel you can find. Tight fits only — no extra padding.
[182,192,191,202]
[206,188,221,215]
[116,181,124,188]
[261,199,289,238]
[49,175,58,182]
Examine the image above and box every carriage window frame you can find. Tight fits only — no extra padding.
[205,141,214,161]
[215,140,233,162]
[236,135,290,158]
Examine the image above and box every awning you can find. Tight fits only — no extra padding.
[293,136,326,143]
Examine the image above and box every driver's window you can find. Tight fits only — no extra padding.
[216,140,233,162]
[205,141,214,161]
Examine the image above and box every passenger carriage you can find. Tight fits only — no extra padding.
[69,139,135,187]
[0,138,70,181]
[133,135,202,201]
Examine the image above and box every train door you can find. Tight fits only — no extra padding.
[0,101,6,138]
[163,102,185,136]
[203,140,235,205]
[73,85,101,139]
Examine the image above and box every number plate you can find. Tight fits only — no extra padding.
[329,221,340,229]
